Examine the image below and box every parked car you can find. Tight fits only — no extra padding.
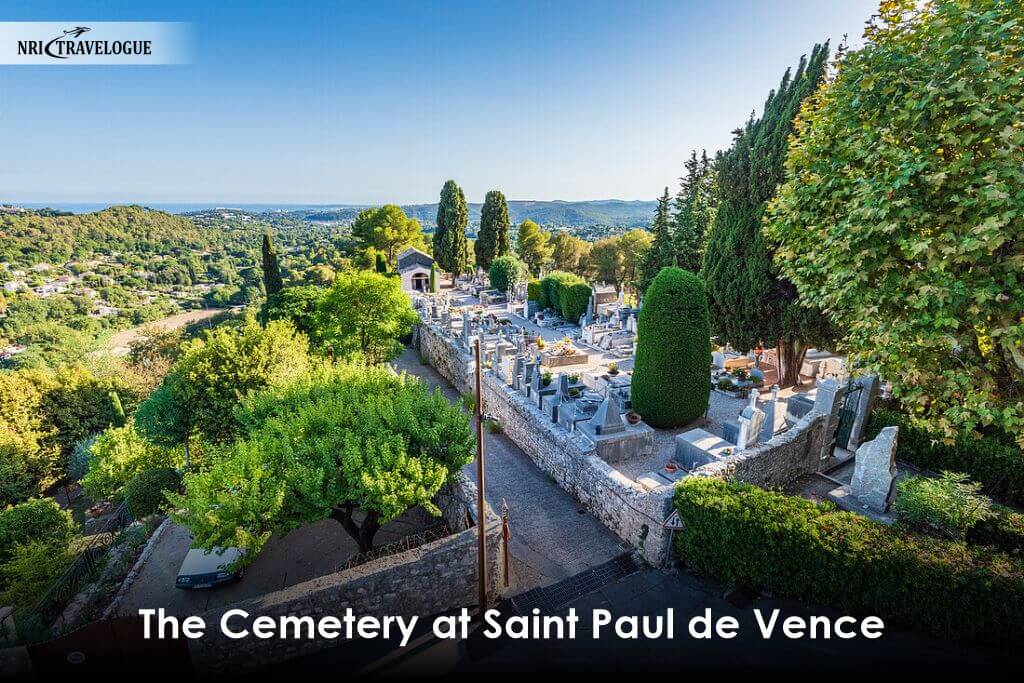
[175,547,244,589]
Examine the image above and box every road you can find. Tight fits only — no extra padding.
[394,348,627,592]
[103,308,227,355]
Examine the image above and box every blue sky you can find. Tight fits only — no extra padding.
[0,0,878,205]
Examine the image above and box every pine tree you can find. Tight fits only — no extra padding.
[432,179,469,277]
[673,150,717,273]
[702,43,833,387]
[637,188,673,294]
[261,230,284,296]
[475,190,511,271]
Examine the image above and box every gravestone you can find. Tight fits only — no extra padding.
[711,351,725,370]
[760,385,779,443]
[846,374,880,450]
[511,357,524,390]
[588,395,625,436]
[813,378,846,461]
[849,426,898,513]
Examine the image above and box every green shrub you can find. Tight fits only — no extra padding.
[867,409,1024,505]
[0,498,76,566]
[460,392,476,412]
[123,467,182,518]
[896,472,993,539]
[969,505,1024,555]
[81,422,181,501]
[0,540,74,617]
[488,255,526,293]
[674,477,1024,644]
[68,434,97,484]
[559,282,591,324]
[539,272,581,312]
[631,268,710,427]
[526,280,541,302]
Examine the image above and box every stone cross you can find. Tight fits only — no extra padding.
[850,426,898,513]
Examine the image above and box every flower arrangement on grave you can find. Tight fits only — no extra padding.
[731,368,749,381]
[551,337,579,356]
[568,372,580,384]
[607,362,619,376]
[716,377,735,391]
[542,370,553,387]
[568,387,580,398]
[536,335,546,349]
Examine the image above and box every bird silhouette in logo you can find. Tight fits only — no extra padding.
[62,27,90,38]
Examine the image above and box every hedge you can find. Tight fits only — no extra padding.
[124,467,182,518]
[674,477,1024,644]
[631,268,710,427]
[968,505,1024,555]
[539,271,582,312]
[527,280,542,302]
[867,409,1024,505]
[559,282,591,324]
[0,498,76,566]
[488,255,526,293]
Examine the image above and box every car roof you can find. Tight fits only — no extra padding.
[177,547,243,575]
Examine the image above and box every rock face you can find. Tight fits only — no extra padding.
[850,426,898,513]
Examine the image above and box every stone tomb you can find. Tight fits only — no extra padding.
[576,395,655,464]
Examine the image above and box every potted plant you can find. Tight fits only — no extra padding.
[542,370,553,387]
[568,372,580,384]
[626,410,641,425]
[607,362,619,376]
[568,387,580,398]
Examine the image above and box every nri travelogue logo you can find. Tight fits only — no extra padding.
[0,22,191,64]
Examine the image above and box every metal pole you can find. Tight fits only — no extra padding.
[501,498,510,589]
[474,337,488,612]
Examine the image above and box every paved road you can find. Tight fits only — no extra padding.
[282,568,1024,675]
[394,348,627,593]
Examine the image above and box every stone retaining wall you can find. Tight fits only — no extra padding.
[189,476,501,673]
[417,322,675,565]
[689,411,828,486]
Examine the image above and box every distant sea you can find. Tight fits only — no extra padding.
[5,202,365,215]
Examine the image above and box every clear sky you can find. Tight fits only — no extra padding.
[0,0,878,205]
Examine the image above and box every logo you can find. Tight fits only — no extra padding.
[0,22,191,65]
[18,25,153,60]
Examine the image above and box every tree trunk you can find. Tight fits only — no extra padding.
[330,505,381,553]
[776,338,807,389]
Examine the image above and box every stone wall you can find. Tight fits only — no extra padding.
[189,476,501,673]
[417,321,674,565]
[417,322,473,394]
[690,411,828,486]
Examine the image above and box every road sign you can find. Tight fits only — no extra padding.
[662,509,684,530]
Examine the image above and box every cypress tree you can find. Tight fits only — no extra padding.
[702,43,833,387]
[674,150,716,273]
[432,179,469,277]
[475,190,511,271]
[637,187,673,294]
[261,230,284,296]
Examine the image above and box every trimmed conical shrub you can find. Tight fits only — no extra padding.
[631,267,710,427]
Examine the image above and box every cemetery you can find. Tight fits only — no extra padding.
[409,271,881,566]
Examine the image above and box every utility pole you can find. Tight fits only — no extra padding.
[474,337,488,612]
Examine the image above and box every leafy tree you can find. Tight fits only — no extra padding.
[1,541,74,621]
[638,188,674,294]
[631,268,711,427]
[265,285,328,343]
[352,204,425,267]
[0,498,76,566]
[515,220,553,276]
[673,150,717,272]
[123,467,182,518]
[588,237,625,290]
[765,0,1024,443]
[135,315,310,449]
[550,232,591,276]
[0,371,58,504]
[475,190,511,271]
[432,180,470,276]
[315,271,419,364]
[169,364,475,556]
[488,255,526,293]
[261,231,284,297]
[82,421,182,501]
[702,43,833,387]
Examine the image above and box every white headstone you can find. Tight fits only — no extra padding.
[850,426,898,513]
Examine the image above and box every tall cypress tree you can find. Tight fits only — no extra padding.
[475,190,511,271]
[637,187,673,294]
[702,43,833,387]
[261,230,283,296]
[673,150,716,273]
[432,179,469,277]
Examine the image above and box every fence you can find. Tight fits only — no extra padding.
[7,503,138,644]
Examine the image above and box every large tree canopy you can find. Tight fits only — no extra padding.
[673,150,717,273]
[765,0,1024,444]
[135,315,310,449]
[351,204,425,268]
[169,364,475,556]
[515,219,553,277]
[474,190,511,271]
[433,180,469,277]
[314,270,419,364]
[702,43,833,387]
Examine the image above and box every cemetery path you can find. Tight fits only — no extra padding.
[395,348,628,594]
